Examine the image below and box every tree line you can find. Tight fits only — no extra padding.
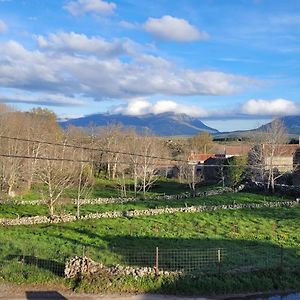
[0,104,294,216]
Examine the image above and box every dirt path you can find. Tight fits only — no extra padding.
[0,283,212,300]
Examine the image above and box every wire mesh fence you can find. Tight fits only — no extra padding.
[0,243,298,279]
[98,244,299,275]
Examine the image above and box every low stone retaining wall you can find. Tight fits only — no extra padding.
[80,200,298,220]
[243,182,300,197]
[64,256,180,279]
[0,200,298,226]
[76,187,233,205]
[0,187,233,206]
[0,199,47,205]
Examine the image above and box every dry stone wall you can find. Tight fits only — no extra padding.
[0,187,233,206]
[64,256,180,279]
[243,181,300,196]
[0,200,298,226]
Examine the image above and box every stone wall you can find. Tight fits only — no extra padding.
[64,256,180,279]
[0,199,47,205]
[243,181,300,197]
[0,199,298,226]
[0,187,233,206]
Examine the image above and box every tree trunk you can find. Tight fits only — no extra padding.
[49,201,54,217]
[143,172,146,197]
[77,201,80,218]
[133,167,138,197]
[7,184,13,197]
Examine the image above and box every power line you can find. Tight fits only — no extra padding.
[0,152,297,170]
[0,135,187,163]
[0,153,174,167]
[0,135,298,169]
[0,153,91,164]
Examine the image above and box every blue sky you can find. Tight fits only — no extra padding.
[0,0,300,131]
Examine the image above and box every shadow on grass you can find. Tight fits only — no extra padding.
[102,236,300,297]
[63,234,299,296]
[1,225,299,296]
[48,224,299,271]
[6,255,65,276]
[49,222,300,272]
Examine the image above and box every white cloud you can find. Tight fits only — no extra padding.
[112,98,209,117]
[0,38,255,106]
[152,100,209,117]
[58,113,85,121]
[36,32,135,56]
[241,98,300,116]
[111,97,300,120]
[0,19,7,33]
[0,89,85,106]
[143,15,208,42]
[64,0,116,16]
[113,98,152,115]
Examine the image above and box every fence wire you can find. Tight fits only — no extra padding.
[106,244,298,275]
[0,244,298,278]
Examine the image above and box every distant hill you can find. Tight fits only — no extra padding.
[258,115,300,135]
[214,115,300,140]
[59,112,219,136]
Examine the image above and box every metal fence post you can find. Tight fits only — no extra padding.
[155,247,159,276]
[218,248,221,275]
[280,245,283,269]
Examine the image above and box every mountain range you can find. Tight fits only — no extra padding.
[59,112,219,136]
[59,113,300,136]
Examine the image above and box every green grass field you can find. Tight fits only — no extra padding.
[0,195,298,295]
[0,178,299,296]
[13,178,194,201]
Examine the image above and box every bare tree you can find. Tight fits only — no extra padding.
[180,162,203,196]
[127,131,167,197]
[249,119,289,192]
[36,142,75,217]
[24,109,62,191]
[189,132,214,153]
[99,124,124,180]
[75,159,94,218]
[264,119,288,192]
[0,111,26,196]
[65,126,94,218]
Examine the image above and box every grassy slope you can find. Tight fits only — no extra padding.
[0,202,299,294]
[0,192,289,218]
[0,181,299,295]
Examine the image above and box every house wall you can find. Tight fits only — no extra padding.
[293,148,300,185]
[204,157,227,183]
[264,156,293,172]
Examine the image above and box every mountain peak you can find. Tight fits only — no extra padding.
[59,112,219,136]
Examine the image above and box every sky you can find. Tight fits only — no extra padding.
[0,0,300,131]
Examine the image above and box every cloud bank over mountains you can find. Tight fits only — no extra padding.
[112,98,300,119]
[240,99,300,116]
